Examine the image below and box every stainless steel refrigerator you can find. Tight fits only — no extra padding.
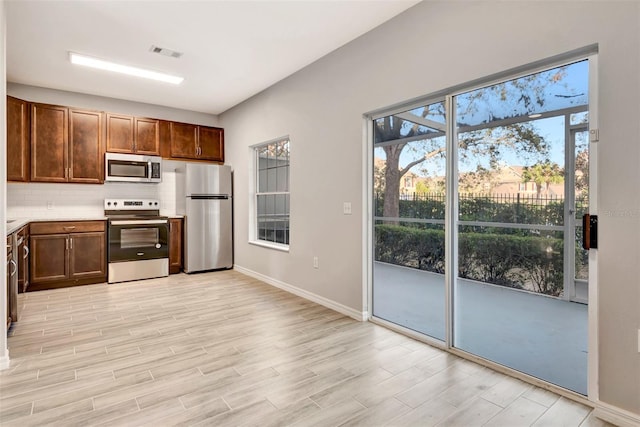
[177,163,233,273]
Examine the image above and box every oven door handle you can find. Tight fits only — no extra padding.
[110,219,168,225]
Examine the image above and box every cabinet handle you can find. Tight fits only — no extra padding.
[69,237,73,250]
[23,245,29,259]
[63,226,76,231]
[65,239,69,251]
[9,259,17,276]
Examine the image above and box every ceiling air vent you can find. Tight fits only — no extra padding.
[149,45,183,59]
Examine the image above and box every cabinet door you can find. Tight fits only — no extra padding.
[69,232,106,280]
[198,126,224,162]
[106,113,134,153]
[169,218,183,274]
[69,109,103,183]
[20,229,30,293]
[6,254,11,328]
[30,234,68,284]
[7,96,30,182]
[135,118,160,155]
[169,122,198,159]
[31,103,68,182]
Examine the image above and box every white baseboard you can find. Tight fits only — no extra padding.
[233,265,368,321]
[0,349,10,371]
[594,401,640,427]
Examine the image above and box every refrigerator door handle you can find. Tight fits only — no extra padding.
[190,194,229,200]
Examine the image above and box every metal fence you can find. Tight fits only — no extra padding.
[375,192,589,226]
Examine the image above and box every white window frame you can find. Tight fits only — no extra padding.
[248,136,290,252]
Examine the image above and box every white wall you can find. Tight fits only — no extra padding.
[221,0,640,416]
[0,0,9,370]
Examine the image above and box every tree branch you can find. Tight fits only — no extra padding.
[399,146,446,177]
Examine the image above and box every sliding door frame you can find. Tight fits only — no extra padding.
[364,47,599,403]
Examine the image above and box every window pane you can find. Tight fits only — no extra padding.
[255,137,290,245]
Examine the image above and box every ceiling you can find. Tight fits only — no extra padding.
[6,0,420,115]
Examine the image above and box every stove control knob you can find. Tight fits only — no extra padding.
[114,202,118,206]
[107,201,111,206]
[154,202,158,206]
[149,202,153,206]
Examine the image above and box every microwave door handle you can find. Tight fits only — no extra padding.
[148,161,152,182]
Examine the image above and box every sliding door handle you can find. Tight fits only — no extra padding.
[582,214,598,250]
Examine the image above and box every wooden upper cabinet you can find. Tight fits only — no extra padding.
[31,103,68,183]
[168,122,198,159]
[105,114,134,153]
[31,103,103,184]
[106,113,159,155]
[7,96,30,182]
[198,126,224,162]
[134,118,160,155]
[164,121,224,162]
[69,109,103,183]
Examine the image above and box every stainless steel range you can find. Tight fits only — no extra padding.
[105,198,169,283]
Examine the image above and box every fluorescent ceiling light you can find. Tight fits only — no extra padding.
[528,113,542,119]
[69,52,183,85]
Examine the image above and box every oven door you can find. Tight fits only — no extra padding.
[108,219,169,262]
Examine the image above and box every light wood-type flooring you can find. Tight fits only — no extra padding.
[1,270,612,426]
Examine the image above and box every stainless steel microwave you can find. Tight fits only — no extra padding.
[105,153,162,183]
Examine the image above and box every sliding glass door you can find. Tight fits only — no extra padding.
[371,58,592,395]
[372,100,447,341]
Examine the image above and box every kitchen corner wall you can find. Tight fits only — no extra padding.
[7,159,184,218]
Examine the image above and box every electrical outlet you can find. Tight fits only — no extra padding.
[343,202,352,215]
[46,201,54,210]
[313,256,319,269]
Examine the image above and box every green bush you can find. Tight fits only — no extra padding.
[375,224,565,296]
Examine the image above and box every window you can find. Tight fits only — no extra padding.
[253,137,290,247]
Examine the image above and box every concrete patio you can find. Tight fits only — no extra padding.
[373,261,588,395]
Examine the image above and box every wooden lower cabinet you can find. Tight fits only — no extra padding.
[6,236,13,328]
[30,234,68,283]
[169,218,183,274]
[70,232,106,279]
[16,225,30,293]
[29,221,106,290]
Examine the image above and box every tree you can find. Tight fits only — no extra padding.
[522,161,564,198]
[375,64,579,219]
[375,106,446,221]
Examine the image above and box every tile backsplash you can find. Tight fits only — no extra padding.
[7,160,184,219]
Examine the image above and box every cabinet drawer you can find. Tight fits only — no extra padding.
[30,221,105,235]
